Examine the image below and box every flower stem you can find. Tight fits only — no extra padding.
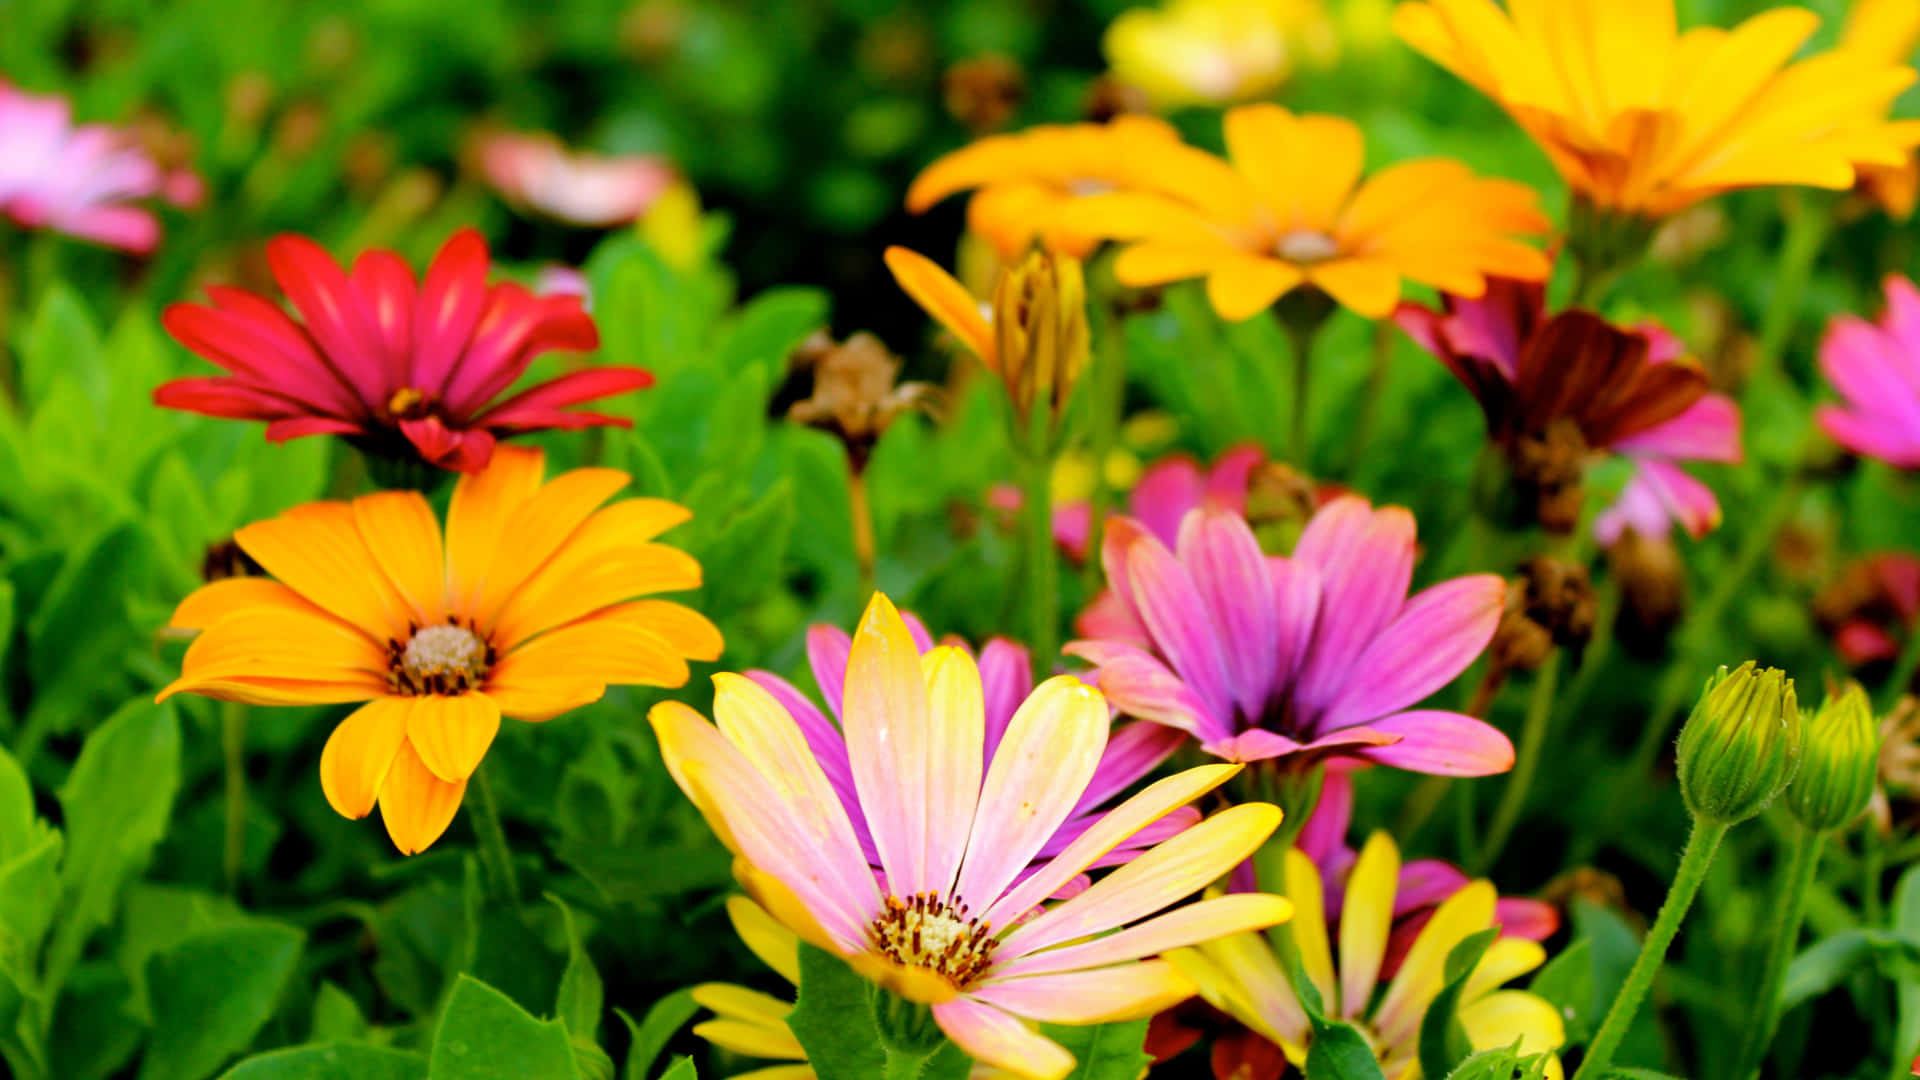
[848,465,877,598]
[1018,405,1059,683]
[1571,818,1730,1080]
[1340,321,1394,477]
[1734,827,1824,1080]
[1285,321,1315,469]
[469,764,521,905]
[1754,191,1832,374]
[1081,305,1129,595]
[1881,618,1920,712]
[1474,651,1560,874]
[221,701,250,893]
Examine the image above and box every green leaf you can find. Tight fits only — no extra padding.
[0,741,59,968]
[712,286,828,384]
[697,479,795,619]
[615,988,700,1080]
[549,896,604,1042]
[429,975,578,1080]
[308,983,368,1042]
[655,1057,697,1080]
[46,699,182,997]
[1782,928,1920,1011]
[1420,928,1501,1080]
[1894,863,1920,1069]
[218,1043,427,1080]
[1038,1019,1152,1080]
[1570,899,1638,1036]
[787,944,883,1080]
[137,921,306,1080]
[1304,1014,1388,1080]
[1602,1070,1687,1079]
[1527,940,1594,1046]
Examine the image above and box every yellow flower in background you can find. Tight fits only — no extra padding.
[906,117,1185,261]
[1054,105,1550,320]
[885,246,1091,420]
[159,446,721,854]
[1842,0,1920,68]
[1102,0,1337,110]
[693,897,814,1080]
[640,179,706,271]
[1172,833,1566,1080]
[1393,0,1920,218]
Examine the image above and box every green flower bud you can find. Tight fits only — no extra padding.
[1677,662,1802,826]
[1785,683,1879,833]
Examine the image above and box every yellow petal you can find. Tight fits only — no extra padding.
[1459,989,1567,1068]
[1282,848,1337,1014]
[1338,831,1400,1019]
[1374,879,1497,1046]
[1207,258,1305,321]
[884,247,995,365]
[351,490,447,627]
[726,895,801,985]
[406,692,501,783]
[318,696,412,819]
[377,739,467,855]
[170,577,323,630]
[691,983,794,1027]
[1304,258,1401,318]
[920,647,986,896]
[1462,937,1548,1004]
[235,502,417,642]
[445,444,546,615]
[468,467,632,629]
[691,1017,805,1061]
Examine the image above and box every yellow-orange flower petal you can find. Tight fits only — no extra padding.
[884,247,996,366]
[378,740,467,855]
[320,697,413,819]
[407,692,502,783]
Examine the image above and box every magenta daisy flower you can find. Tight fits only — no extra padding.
[155,228,652,472]
[1818,274,1920,468]
[1068,496,1512,773]
[651,593,1293,1080]
[745,608,1192,877]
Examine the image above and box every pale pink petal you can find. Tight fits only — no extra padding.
[842,596,943,895]
[805,625,853,722]
[931,998,1074,1080]
[1496,898,1561,940]
[970,961,1197,1024]
[990,894,1292,978]
[744,670,862,832]
[1075,587,1151,647]
[1353,710,1514,776]
[1313,575,1505,733]
[1065,640,1228,743]
[1610,393,1742,462]
[978,637,1033,757]
[1269,557,1323,693]
[1598,460,1723,545]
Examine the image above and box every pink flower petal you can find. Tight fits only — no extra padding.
[1353,710,1514,776]
[1119,523,1236,723]
[1291,498,1417,715]
[805,625,853,722]
[1065,640,1228,743]
[409,227,492,395]
[1313,574,1504,733]
[1129,457,1205,547]
[978,637,1034,759]
[1177,509,1282,722]
[1610,393,1742,463]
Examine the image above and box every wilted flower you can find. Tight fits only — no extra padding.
[1873,696,1920,833]
[1397,276,1741,538]
[1070,497,1513,775]
[886,246,1090,427]
[1676,663,1802,826]
[155,228,651,472]
[1102,0,1336,110]
[158,447,721,853]
[906,116,1185,260]
[1817,275,1920,469]
[1486,556,1596,676]
[1395,0,1920,219]
[651,594,1292,1080]
[1814,553,1920,670]
[1171,833,1567,1079]
[786,330,935,469]
[0,81,201,253]
[745,609,1191,878]
[1787,684,1879,834]
[1055,105,1551,320]
[475,130,675,227]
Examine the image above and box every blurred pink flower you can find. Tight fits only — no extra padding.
[1397,276,1741,544]
[745,608,1191,878]
[1818,275,1920,468]
[0,81,200,253]
[1069,496,1513,775]
[533,264,591,305]
[477,130,675,227]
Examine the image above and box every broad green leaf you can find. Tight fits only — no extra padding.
[428,975,577,1080]
[1894,864,1920,1069]
[308,983,367,1042]
[1039,1019,1152,1080]
[46,961,143,1080]
[698,479,795,619]
[218,1043,428,1080]
[655,1057,697,1080]
[1527,940,1594,1045]
[711,286,828,383]
[1569,899,1638,1035]
[787,944,883,1080]
[18,283,106,412]
[1602,1071,1687,1079]
[616,988,700,1080]
[0,741,58,964]
[1420,929,1501,1080]
[1304,1014,1388,1080]
[1782,928,1920,1011]
[549,894,607,1077]
[46,699,182,997]
[137,921,306,1080]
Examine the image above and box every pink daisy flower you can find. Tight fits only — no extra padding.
[0,81,200,253]
[155,228,652,472]
[1069,496,1513,774]
[1818,274,1920,468]
[476,130,675,228]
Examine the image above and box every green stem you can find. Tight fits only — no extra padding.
[1734,827,1824,1080]
[1474,652,1561,874]
[1018,405,1059,683]
[1754,191,1833,373]
[1081,305,1129,595]
[1571,818,1730,1080]
[1285,322,1314,469]
[221,701,249,893]
[1623,470,1804,780]
[1881,619,1920,712]
[468,765,521,904]
[1341,321,1393,477]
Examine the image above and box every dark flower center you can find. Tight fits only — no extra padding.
[867,893,998,987]
[388,622,493,695]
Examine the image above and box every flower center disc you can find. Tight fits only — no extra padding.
[386,386,436,421]
[1276,228,1339,264]
[868,893,999,988]
[391,624,491,696]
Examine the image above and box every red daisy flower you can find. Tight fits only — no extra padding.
[155,227,651,472]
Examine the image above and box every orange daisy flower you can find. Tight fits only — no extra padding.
[157,445,722,854]
[905,116,1185,261]
[1054,105,1551,320]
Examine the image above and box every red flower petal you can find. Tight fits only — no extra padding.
[410,228,491,395]
[473,367,653,428]
[399,416,496,472]
[349,249,417,390]
[266,235,388,404]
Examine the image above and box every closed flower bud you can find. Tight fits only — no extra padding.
[1677,662,1802,825]
[1786,683,1880,833]
[992,249,1090,424]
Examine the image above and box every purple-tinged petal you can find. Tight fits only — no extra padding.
[1818,403,1920,466]
[900,611,936,652]
[1495,898,1560,940]
[1128,457,1205,547]
[1066,640,1229,743]
[1313,574,1504,733]
[1178,508,1282,722]
[1204,445,1266,514]
[1297,767,1354,866]
[1353,710,1514,777]
[1393,859,1470,917]
[1200,729,1306,762]
[1610,392,1741,463]
[1068,721,1187,819]
[1597,460,1723,545]
[1120,523,1237,724]
[1883,275,1920,356]
[1291,498,1417,716]
[745,669,866,846]
[1270,556,1323,694]
[1075,588,1151,647]
[978,637,1034,760]
[806,624,853,723]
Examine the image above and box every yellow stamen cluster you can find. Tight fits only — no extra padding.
[867,893,999,988]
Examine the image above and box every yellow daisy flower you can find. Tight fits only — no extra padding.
[158,445,722,854]
[1393,0,1920,218]
[1102,0,1338,111]
[1053,104,1551,320]
[1171,833,1566,1080]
